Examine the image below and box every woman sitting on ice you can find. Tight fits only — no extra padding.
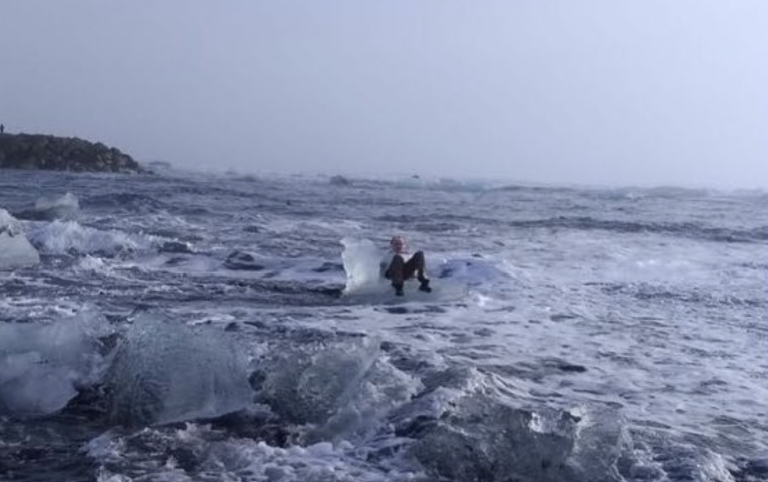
[381,235,432,296]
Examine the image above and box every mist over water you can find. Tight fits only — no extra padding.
[1,168,766,482]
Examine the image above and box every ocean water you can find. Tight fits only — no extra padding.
[0,168,766,482]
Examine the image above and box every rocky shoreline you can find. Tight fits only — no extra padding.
[0,133,145,173]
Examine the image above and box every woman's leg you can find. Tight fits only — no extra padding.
[387,254,406,288]
[404,251,430,288]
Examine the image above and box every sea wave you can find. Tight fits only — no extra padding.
[28,220,153,256]
[508,216,767,243]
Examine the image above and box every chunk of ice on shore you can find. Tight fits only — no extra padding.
[0,208,40,269]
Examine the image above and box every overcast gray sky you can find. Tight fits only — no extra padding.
[1,1,766,188]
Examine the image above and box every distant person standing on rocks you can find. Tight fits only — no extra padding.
[1,124,5,134]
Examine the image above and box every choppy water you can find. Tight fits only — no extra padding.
[0,168,766,482]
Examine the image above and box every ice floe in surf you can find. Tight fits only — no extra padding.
[340,237,509,301]
[252,335,421,443]
[0,310,111,418]
[0,208,40,269]
[106,314,253,426]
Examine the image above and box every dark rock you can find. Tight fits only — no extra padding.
[313,261,344,273]
[159,241,193,254]
[384,306,410,315]
[164,256,187,266]
[329,175,351,186]
[550,313,578,322]
[0,133,145,173]
[224,250,265,270]
[557,362,587,373]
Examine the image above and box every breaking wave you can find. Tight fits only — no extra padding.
[28,220,153,256]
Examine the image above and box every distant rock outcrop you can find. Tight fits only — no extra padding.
[0,133,145,173]
[329,175,352,186]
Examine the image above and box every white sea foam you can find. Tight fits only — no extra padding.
[75,254,111,273]
[89,424,423,482]
[29,220,152,256]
